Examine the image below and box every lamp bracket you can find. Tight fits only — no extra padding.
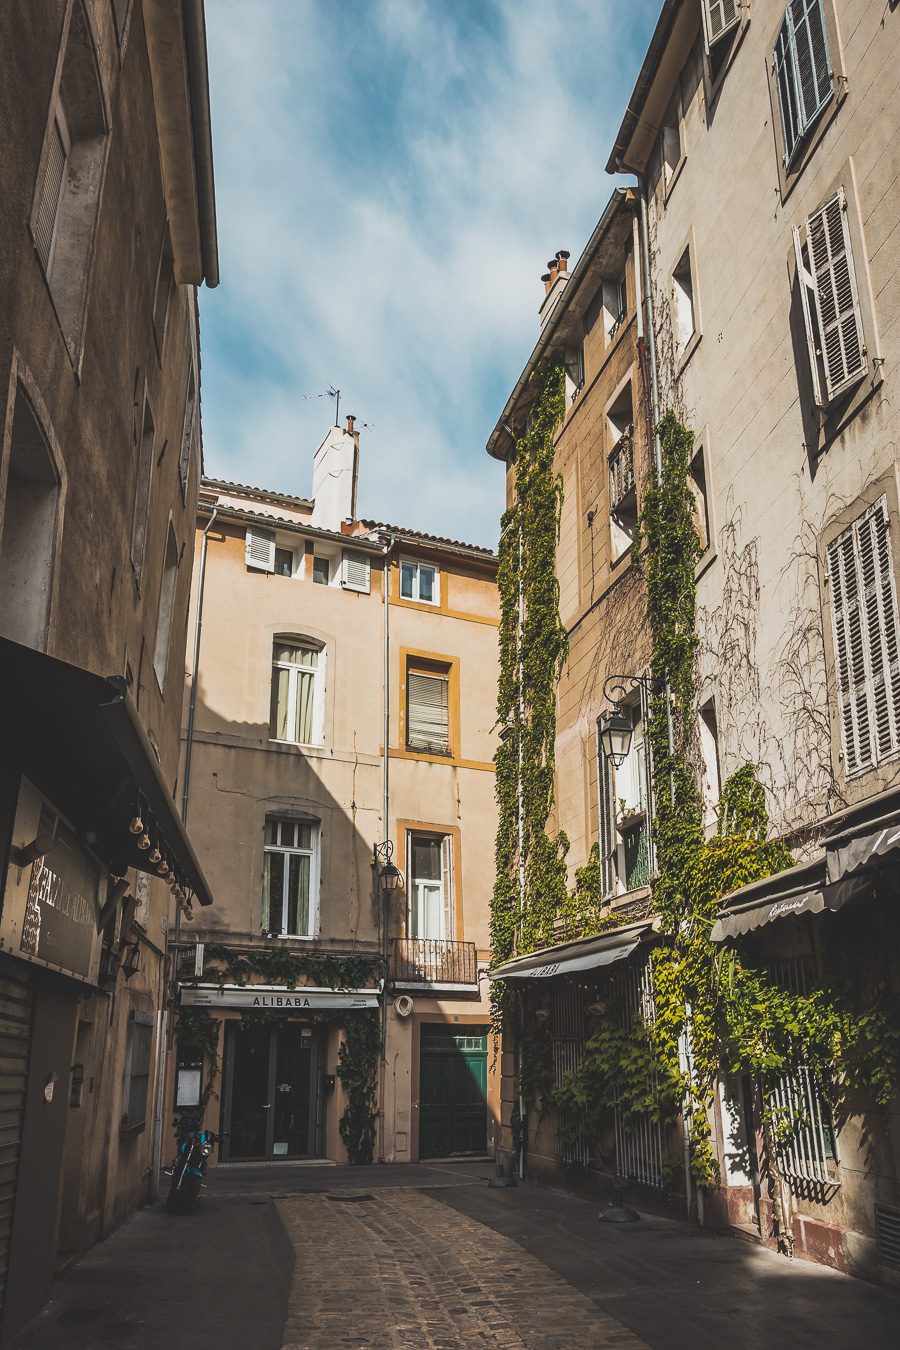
[602,673,649,708]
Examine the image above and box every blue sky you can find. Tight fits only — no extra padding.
[200,0,659,549]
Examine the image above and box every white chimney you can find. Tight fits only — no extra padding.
[311,416,359,532]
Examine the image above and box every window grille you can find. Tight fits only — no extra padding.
[610,957,666,1188]
[766,958,839,1190]
[608,431,635,511]
[551,980,590,1166]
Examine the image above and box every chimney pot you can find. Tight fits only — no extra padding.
[346,414,356,435]
[541,272,552,295]
[556,249,570,274]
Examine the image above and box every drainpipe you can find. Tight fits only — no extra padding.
[378,534,395,1161]
[157,506,217,1191]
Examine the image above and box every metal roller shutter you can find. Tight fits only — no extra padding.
[0,955,34,1326]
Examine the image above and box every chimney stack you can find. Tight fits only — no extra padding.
[311,418,360,531]
[539,246,571,330]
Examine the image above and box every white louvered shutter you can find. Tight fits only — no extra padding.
[807,189,867,402]
[245,526,275,572]
[792,224,824,408]
[702,0,740,52]
[407,672,449,752]
[596,724,615,898]
[341,550,370,593]
[33,112,68,272]
[828,499,900,775]
[774,11,801,165]
[789,0,832,133]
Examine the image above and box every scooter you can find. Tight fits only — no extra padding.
[166,1127,218,1213]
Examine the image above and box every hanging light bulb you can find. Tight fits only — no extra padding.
[148,847,161,865]
[158,861,170,878]
[129,817,143,835]
[184,904,194,922]
[138,834,151,851]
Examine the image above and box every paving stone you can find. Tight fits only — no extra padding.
[278,1189,649,1350]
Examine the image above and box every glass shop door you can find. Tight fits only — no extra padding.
[222,1021,319,1160]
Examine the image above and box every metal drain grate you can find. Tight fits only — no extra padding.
[875,1203,900,1269]
[326,1193,375,1203]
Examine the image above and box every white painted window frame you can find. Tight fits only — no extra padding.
[269,641,325,748]
[263,816,320,939]
[399,558,440,606]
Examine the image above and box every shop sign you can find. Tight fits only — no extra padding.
[180,984,380,1010]
[0,779,103,984]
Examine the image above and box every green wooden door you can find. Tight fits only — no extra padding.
[419,1026,488,1158]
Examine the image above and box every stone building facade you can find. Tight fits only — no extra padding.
[171,419,500,1169]
[0,0,216,1338]
[604,0,900,1279]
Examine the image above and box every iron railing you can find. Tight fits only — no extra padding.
[609,431,635,510]
[390,938,478,988]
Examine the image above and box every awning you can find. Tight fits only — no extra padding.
[0,636,212,905]
[710,873,870,942]
[180,984,380,1010]
[825,811,900,882]
[488,918,655,981]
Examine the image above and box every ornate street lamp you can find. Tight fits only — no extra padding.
[373,840,402,900]
[597,674,650,768]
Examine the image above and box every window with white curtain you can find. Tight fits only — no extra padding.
[269,640,324,745]
[408,833,452,940]
[262,817,318,937]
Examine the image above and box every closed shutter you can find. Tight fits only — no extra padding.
[407,671,449,752]
[828,498,900,775]
[0,957,34,1322]
[807,189,867,402]
[774,0,832,167]
[341,550,370,593]
[245,526,275,572]
[122,1012,154,1134]
[33,112,68,272]
[702,0,740,51]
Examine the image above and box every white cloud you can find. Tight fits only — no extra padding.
[201,0,657,547]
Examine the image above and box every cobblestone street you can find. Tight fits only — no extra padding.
[12,1162,900,1350]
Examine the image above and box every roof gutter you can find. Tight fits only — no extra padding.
[486,187,629,462]
[605,0,683,177]
[182,0,219,287]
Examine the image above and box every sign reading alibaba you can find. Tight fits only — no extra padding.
[0,778,103,984]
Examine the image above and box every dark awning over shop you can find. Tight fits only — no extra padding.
[710,873,870,942]
[0,636,212,905]
[825,811,900,882]
[488,918,656,980]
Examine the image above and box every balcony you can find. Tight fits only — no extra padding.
[390,938,479,992]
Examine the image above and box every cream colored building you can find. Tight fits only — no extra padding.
[171,419,500,1166]
[607,0,900,1277]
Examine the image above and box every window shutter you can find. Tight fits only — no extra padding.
[828,499,900,776]
[33,113,68,272]
[245,526,275,572]
[441,835,453,941]
[341,549,370,593]
[702,0,740,52]
[774,13,802,165]
[789,0,831,133]
[792,224,824,408]
[407,672,449,752]
[596,723,615,898]
[806,189,867,402]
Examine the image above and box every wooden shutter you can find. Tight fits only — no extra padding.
[341,549,370,593]
[245,526,275,571]
[596,722,615,898]
[789,0,831,133]
[407,671,449,752]
[792,224,824,408]
[774,12,801,165]
[828,499,900,775]
[702,0,740,52]
[807,189,867,402]
[33,111,68,272]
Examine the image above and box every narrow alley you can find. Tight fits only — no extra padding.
[12,1164,900,1350]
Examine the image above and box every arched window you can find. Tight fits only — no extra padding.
[269,639,324,745]
[0,383,60,650]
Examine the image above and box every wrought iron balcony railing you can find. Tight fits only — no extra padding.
[390,938,479,990]
[609,431,636,510]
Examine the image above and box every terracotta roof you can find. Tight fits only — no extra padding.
[201,477,313,509]
[360,521,496,559]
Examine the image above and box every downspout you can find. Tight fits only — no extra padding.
[378,534,395,1161]
[636,176,693,1221]
[158,506,217,1188]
